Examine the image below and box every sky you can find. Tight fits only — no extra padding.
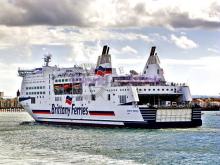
[0,0,220,97]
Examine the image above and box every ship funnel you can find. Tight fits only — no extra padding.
[95,45,112,76]
[150,46,156,56]
[102,45,108,55]
[142,46,165,82]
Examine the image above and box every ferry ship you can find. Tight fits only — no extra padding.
[18,45,202,128]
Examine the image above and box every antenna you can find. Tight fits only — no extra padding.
[43,53,52,67]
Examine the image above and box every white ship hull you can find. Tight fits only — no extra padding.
[20,97,202,128]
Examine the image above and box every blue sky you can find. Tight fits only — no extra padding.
[0,0,220,96]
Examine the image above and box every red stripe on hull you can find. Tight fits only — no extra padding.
[32,110,51,114]
[89,111,115,116]
[33,112,51,114]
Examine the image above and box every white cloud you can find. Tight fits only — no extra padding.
[208,48,220,54]
[121,46,138,54]
[170,34,198,49]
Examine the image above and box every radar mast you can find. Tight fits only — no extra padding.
[43,54,52,67]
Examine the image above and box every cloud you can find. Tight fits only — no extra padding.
[121,46,138,54]
[0,0,91,27]
[170,34,198,49]
[208,48,220,54]
[0,0,219,29]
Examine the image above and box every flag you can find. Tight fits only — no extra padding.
[95,66,112,76]
[65,96,72,105]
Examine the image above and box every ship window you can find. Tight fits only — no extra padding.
[162,89,164,91]
[40,92,42,94]
[43,91,45,94]
[55,80,58,82]
[153,89,155,91]
[144,89,146,91]
[31,97,35,104]
[55,97,61,101]
[157,89,160,91]
[59,79,61,82]
[119,95,126,104]
[62,79,64,82]
[65,79,68,82]
[171,89,173,91]
[26,87,28,90]
[157,69,160,74]
[139,89,141,91]
[91,94,96,101]
[166,89,169,91]
[34,87,36,89]
[40,86,42,89]
[26,92,28,95]
[108,94,110,101]
[37,86,39,89]
[76,96,83,101]
[148,89,151,91]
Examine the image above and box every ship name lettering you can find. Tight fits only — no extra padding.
[71,105,88,115]
[51,104,71,116]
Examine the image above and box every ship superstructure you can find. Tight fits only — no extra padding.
[18,46,202,128]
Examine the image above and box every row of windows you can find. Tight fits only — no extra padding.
[137,88,177,92]
[26,91,46,95]
[54,96,83,102]
[26,86,45,90]
[106,88,129,92]
[106,88,176,92]
[55,78,82,83]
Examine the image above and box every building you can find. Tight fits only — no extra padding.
[0,92,22,109]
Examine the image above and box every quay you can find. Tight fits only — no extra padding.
[0,107,24,112]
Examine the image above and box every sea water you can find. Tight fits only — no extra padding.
[0,111,219,165]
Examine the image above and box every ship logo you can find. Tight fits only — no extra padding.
[65,96,72,105]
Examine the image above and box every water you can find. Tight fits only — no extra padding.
[0,112,219,165]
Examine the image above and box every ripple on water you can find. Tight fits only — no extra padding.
[0,111,220,164]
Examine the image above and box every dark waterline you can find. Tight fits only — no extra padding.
[0,111,219,164]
